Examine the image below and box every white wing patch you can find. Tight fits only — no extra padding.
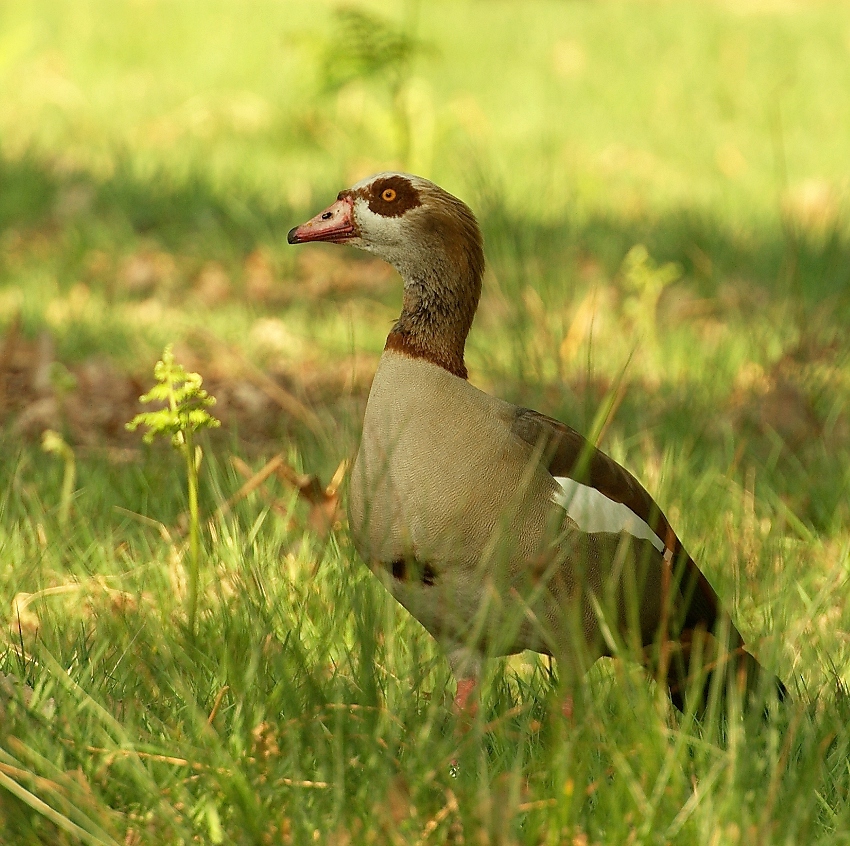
[552,476,665,553]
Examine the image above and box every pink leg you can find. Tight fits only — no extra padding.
[454,677,478,716]
[561,694,574,721]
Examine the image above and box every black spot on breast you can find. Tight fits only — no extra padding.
[366,175,421,218]
[389,558,436,586]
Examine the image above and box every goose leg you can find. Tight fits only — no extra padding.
[447,647,482,718]
[454,677,478,715]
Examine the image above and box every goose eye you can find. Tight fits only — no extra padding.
[381,188,397,202]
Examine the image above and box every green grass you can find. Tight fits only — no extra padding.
[2,0,850,842]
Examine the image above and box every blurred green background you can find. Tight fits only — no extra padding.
[2,1,850,843]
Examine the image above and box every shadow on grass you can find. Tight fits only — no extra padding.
[479,200,850,309]
[2,151,850,303]
[0,152,295,255]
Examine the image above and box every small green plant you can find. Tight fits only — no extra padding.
[41,429,76,528]
[317,3,431,166]
[126,345,220,635]
[621,243,681,336]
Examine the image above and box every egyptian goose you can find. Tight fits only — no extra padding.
[288,173,784,712]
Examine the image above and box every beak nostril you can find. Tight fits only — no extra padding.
[289,197,354,245]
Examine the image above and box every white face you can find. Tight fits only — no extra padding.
[346,172,432,267]
[351,195,409,252]
[351,197,416,265]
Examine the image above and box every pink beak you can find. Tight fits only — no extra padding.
[287,196,357,245]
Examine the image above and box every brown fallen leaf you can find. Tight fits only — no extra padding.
[193,261,232,307]
[243,248,276,303]
[227,454,347,538]
[217,453,287,519]
[0,310,22,412]
[119,249,177,297]
[229,456,291,520]
[275,458,347,536]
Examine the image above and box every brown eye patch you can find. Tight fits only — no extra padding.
[366,176,421,218]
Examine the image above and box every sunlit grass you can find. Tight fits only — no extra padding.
[2,444,850,843]
[2,0,850,222]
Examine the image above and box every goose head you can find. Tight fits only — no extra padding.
[288,172,483,282]
[288,173,485,378]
